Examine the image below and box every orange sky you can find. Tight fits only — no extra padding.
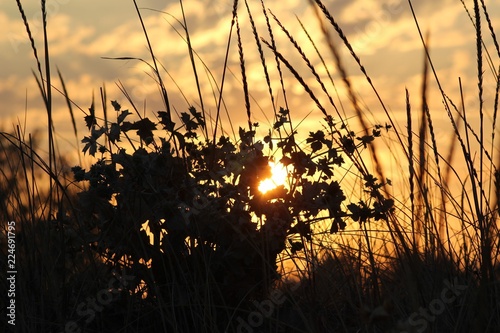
[1,0,499,166]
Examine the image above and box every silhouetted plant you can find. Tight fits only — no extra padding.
[71,97,392,330]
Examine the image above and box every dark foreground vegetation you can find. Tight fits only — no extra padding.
[1,0,499,332]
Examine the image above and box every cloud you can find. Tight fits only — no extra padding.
[1,0,499,157]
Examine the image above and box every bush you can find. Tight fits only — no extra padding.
[70,95,391,330]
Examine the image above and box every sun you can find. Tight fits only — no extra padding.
[258,161,289,193]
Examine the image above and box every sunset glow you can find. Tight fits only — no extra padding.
[258,162,289,193]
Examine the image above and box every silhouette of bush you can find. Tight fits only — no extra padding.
[71,100,392,330]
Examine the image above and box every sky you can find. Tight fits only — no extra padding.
[1,0,499,167]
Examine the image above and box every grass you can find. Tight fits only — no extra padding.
[1,0,499,332]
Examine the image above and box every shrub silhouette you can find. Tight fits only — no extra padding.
[71,99,392,330]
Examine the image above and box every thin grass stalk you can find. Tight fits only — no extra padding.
[261,39,328,121]
[489,65,500,204]
[260,36,349,163]
[439,119,461,262]
[423,101,451,255]
[42,2,58,219]
[235,15,252,131]
[361,221,381,303]
[310,0,408,164]
[57,69,82,165]
[441,94,461,215]
[11,129,32,225]
[409,0,493,271]
[480,0,500,59]
[443,88,494,167]
[408,0,452,134]
[4,135,75,217]
[460,0,497,78]
[269,11,335,121]
[474,0,495,286]
[417,59,428,251]
[132,0,179,157]
[29,134,36,226]
[144,8,233,139]
[459,84,495,333]
[420,46,450,256]
[307,1,364,130]
[259,0,294,134]
[132,1,169,112]
[100,85,116,155]
[179,0,208,139]
[244,0,276,116]
[212,0,239,144]
[474,0,486,235]
[15,1,44,97]
[406,89,417,249]
[100,85,108,133]
[308,1,409,260]
[296,16,346,125]
[309,0,393,208]
[455,79,481,224]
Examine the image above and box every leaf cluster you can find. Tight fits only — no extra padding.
[72,100,392,307]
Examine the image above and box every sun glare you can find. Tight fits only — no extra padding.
[258,162,289,193]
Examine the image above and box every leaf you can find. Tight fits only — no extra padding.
[330,217,346,234]
[357,134,374,148]
[254,141,264,152]
[117,110,132,124]
[340,135,356,154]
[307,131,328,153]
[273,107,290,129]
[279,107,289,116]
[111,100,121,111]
[158,111,175,131]
[81,127,106,156]
[181,112,198,131]
[84,115,96,130]
[317,157,333,178]
[85,100,96,129]
[108,123,121,143]
[131,118,157,144]
[373,198,394,220]
[325,181,346,217]
[172,130,186,150]
[121,121,133,132]
[276,135,295,154]
[310,140,322,152]
[264,130,273,150]
[82,136,97,156]
[188,106,204,128]
[71,166,86,181]
[288,240,304,254]
[348,201,372,223]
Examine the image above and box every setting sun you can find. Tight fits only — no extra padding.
[258,161,289,193]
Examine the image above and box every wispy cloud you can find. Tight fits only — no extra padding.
[1,0,498,155]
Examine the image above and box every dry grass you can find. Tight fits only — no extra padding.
[1,0,499,332]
